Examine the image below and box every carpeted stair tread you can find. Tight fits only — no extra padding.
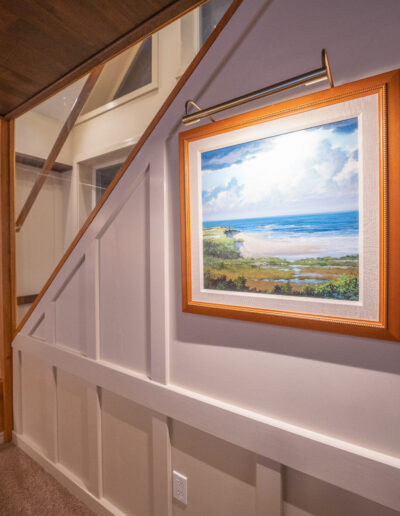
[0,444,94,515]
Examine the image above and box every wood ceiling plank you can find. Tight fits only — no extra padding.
[0,0,207,118]
[0,65,42,110]
[0,5,17,29]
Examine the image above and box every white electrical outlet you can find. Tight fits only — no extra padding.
[173,470,187,504]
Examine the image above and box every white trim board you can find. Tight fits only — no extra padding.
[13,334,400,513]
[76,34,159,126]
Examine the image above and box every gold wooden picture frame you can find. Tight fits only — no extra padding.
[180,69,400,340]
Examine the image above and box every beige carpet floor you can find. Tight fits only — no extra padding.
[0,443,94,515]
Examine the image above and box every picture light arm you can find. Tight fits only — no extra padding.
[182,49,334,126]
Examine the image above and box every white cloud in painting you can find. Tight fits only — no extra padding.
[201,118,359,220]
[333,149,358,187]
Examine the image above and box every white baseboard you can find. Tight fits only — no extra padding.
[13,433,124,516]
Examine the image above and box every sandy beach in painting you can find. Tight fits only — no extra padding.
[236,232,358,260]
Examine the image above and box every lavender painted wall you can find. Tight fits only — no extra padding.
[167,0,400,456]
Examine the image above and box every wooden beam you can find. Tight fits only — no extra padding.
[5,0,208,120]
[0,118,16,442]
[15,66,103,231]
[16,152,72,173]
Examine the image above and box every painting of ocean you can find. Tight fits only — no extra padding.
[203,210,358,260]
[201,118,360,300]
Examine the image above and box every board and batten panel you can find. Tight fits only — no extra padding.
[30,314,46,341]
[56,369,91,487]
[284,505,314,516]
[20,352,55,458]
[284,468,400,516]
[171,420,257,516]
[15,347,400,516]
[99,171,150,374]
[101,389,153,516]
[54,258,87,353]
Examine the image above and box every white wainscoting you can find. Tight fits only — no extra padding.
[13,331,400,514]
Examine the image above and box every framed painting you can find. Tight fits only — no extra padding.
[179,69,400,339]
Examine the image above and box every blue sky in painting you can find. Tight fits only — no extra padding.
[201,118,359,221]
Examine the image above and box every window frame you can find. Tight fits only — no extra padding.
[178,9,201,77]
[76,33,159,125]
[91,157,124,209]
[178,1,233,77]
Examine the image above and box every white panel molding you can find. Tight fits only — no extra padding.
[50,365,59,463]
[86,384,103,498]
[284,504,313,516]
[149,147,170,384]
[52,255,85,303]
[13,335,400,513]
[256,456,283,516]
[13,433,123,516]
[19,154,152,341]
[95,165,149,241]
[45,303,56,345]
[152,414,173,516]
[96,164,150,373]
[84,241,100,360]
[52,254,87,355]
[28,313,45,339]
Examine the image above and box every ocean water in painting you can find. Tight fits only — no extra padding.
[201,118,360,300]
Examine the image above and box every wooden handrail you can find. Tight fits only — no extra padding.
[15,66,104,231]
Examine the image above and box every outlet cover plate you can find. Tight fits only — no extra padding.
[173,470,187,504]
